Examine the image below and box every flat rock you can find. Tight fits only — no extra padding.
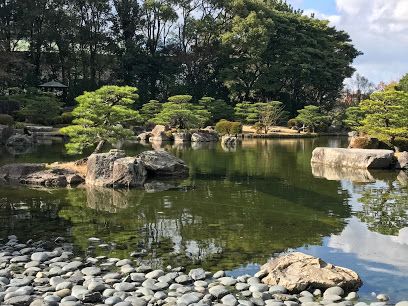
[261,252,362,292]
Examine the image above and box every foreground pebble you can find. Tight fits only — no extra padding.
[0,235,406,306]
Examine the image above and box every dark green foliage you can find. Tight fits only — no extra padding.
[60,86,140,154]
[0,0,359,117]
[17,92,62,125]
[199,97,234,124]
[152,96,210,130]
[215,120,242,135]
[0,114,14,126]
[295,105,330,133]
[287,118,299,128]
[344,106,365,130]
[397,73,408,92]
[140,100,163,123]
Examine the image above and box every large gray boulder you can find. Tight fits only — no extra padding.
[0,163,45,183]
[191,131,218,142]
[260,252,362,292]
[0,124,13,144]
[174,132,191,143]
[311,147,395,169]
[86,149,126,187]
[137,132,152,142]
[395,152,408,170]
[112,157,147,188]
[138,150,189,177]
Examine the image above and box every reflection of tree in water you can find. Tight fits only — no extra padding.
[0,186,71,240]
[356,180,408,236]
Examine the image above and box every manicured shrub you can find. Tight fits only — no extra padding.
[253,122,265,134]
[0,114,14,126]
[287,118,298,128]
[215,119,242,135]
[61,112,74,124]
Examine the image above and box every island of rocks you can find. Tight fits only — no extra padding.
[2,235,407,306]
[0,149,189,189]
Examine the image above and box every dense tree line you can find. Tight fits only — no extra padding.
[0,0,360,114]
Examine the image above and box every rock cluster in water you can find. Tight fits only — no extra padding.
[1,236,407,306]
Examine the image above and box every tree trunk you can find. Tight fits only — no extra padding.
[93,140,105,154]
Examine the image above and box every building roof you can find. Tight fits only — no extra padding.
[39,80,68,88]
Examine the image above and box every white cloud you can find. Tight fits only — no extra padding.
[300,0,408,83]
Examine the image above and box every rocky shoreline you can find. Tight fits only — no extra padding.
[1,236,407,306]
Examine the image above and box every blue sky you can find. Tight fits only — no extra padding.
[286,0,408,85]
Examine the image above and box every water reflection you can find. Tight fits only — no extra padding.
[0,138,408,299]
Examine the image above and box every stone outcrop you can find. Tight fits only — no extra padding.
[311,147,395,169]
[86,149,187,188]
[149,125,172,142]
[395,151,408,170]
[0,124,13,144]
[0,163,83,187]
[173,132,191,143]
[21,168,84,187]
[191,130,219,142]
[221,135,240,146]
[137,150,189,177]
[348,136,379,149]
[0,163,46,182]
[112,157,147,188]
[6,134,33,147]
[137,132,152,142]
[260,252,362,292]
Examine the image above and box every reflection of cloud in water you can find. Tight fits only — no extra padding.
[328,217,408,273]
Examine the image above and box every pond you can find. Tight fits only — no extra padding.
[1,137,407,300]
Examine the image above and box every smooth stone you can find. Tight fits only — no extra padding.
[88,281,106,292]
[209,285,229,299]
[189,268,206,281]
[175,274,192,284]
[44,295,61,302]
[355,303,369,306]
[249,284,268,293]
[55,289,71,298]
[124,296,148,306]
[300,291,314,297]
[221,294,238,306]
[178,292,203,305]
[194,281,208,288]
[219,277,237,286]
[81,266,101,276]
[302,303,320,306]
[323,287,344,298]
[116,259,132,267]
[247,277,260,285]
[299,296,314,303]
[313,289,321,297]
[284,302,299,306]
[370,303,388,306]
[239,300,254,306]
[62,261,83,272]
[396,303,408,306]
[5,295,33,305]
[31,252,49,262]
[114,282,136,292]
[265,302,285,306]
[115,302,132,306]
[105,296,122,305]
[250,297,265,306]
[269,286,287,294]
[81,291,102,303]
[236,283,250,291]
[56,282,73,291]
[242,290,252,297]
[130,273,146,282]
[377,294,390,302]
[323,295,342,302]
[345,292,358,301]
[154,291,167,300]
[71,285,89,299]
[145,270,165,279]
[120,264,135,274]
[213,271,225,279]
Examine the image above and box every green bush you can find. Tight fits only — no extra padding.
[0,114,14,126]
[287,118,298,128]
[13,122,26,129]
[215,120,242,135]
[61,112,74,124]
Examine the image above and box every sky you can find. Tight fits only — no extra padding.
[286,0,408,84]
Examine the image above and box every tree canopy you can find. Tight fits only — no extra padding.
[0,0,360,116]
[60,86,140,154]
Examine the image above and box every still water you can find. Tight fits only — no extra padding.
[1,138,407,300]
